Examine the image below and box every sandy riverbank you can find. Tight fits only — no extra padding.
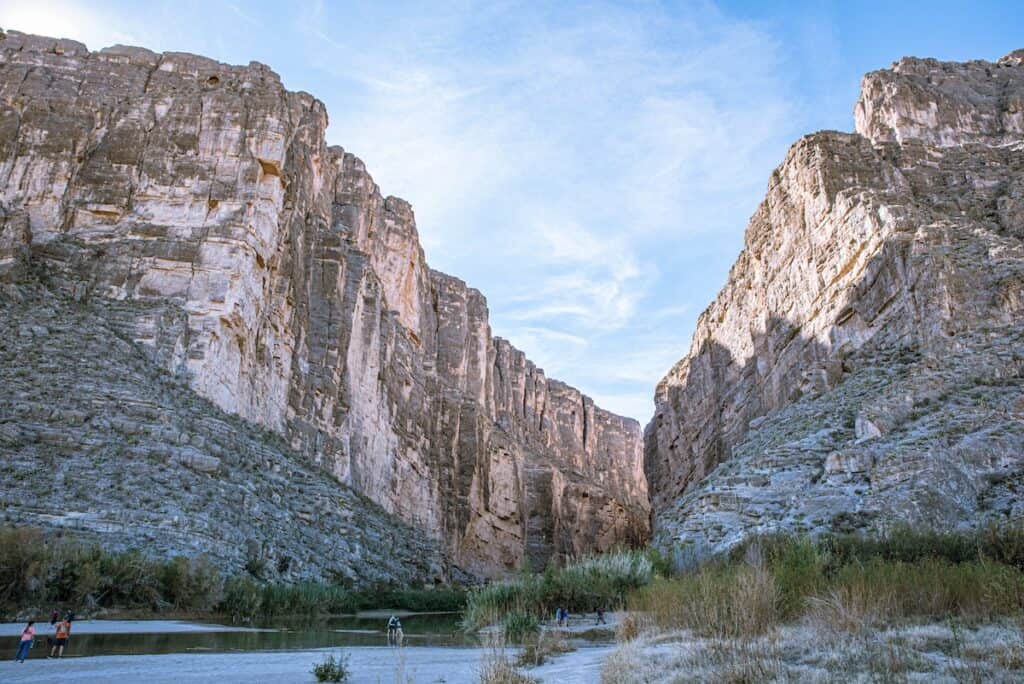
[2,644,614,683]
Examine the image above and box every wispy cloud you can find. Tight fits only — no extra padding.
[1,0,814,422]
[286,1,806,420]
[502,218,653,334]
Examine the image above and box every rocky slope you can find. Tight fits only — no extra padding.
[0,30,648,579]
[0,287,451,586]
[646,50,1024,553]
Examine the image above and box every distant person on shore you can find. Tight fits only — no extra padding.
[595,608,606,625]
[47,609,58,648]
[14,621,35,662]
[49,616,71,658]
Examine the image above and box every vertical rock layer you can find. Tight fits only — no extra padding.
[647,50,1024,552]
[0,31,648,577]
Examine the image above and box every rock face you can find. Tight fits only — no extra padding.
[646,50,1024,554]
[0,289,450,586]
[0,31,648,578]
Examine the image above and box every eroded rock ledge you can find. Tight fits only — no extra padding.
[0,30,648,578]
[646,50,1024,554]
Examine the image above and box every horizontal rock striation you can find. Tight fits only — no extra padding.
[0,31,647,578]
[646,50,1024,553]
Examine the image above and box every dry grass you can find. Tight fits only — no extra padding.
[478,635,539,684]
[478,658,539,684]
[600,622,1024,683]
[628,537,1024,644]
[804,586,889,634]
[615,612,643,642]
[628,564,780,638]
[599,640,644,684]
[514,629,575,667]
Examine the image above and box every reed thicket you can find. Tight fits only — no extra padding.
[463,550,653,630]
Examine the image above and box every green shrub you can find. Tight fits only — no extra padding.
[645,547,674,578]
[311,652,350,682]
[0,525,466,621]
[502,611,540,641]
[378,588,466,612]
[221,575,261,622]
[0,527,50,607]
[770,537,824,617]
[259,581,358,618]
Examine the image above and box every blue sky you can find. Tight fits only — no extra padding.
[3,1,1021,422]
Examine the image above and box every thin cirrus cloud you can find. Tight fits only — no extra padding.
[287,2,802,422]
[0,0,807,423]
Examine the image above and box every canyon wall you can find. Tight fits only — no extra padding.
[0,31,647,579]
[646,50,1024,552]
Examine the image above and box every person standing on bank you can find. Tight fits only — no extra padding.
[14,621,35,662]
[49,617,71,658]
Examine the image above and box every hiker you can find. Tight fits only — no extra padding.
[14,621,34,662]
[595,608,606,625]
[50,616,71,658]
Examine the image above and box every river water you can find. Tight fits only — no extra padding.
[1,613,475,658]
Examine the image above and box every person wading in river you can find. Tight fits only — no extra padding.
[387,615,404,645]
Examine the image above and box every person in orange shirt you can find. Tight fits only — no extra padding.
[49,618,71,658]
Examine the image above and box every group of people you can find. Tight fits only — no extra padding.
[553,607,606,627]
[13,610,74,663]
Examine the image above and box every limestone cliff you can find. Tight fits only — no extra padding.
[0,31,648,579]
[646,50,1024,553]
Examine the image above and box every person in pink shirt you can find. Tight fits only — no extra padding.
[14,621,35,662]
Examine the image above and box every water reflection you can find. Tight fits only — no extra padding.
[2,613,477,658]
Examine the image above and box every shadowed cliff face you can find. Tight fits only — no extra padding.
[647,50,1024,554]
[0,31,648,578]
